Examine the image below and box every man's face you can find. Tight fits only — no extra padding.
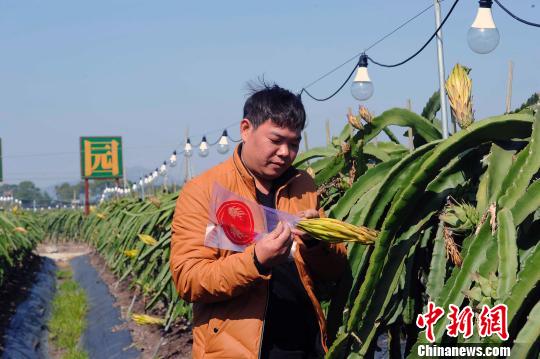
[240,119,301,181]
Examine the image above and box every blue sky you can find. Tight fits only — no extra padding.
[1,0,538,188]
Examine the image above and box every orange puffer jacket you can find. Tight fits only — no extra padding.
[170,145,348,358]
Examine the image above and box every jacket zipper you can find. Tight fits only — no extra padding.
[257,181,293,358]
[257,174,303,358]
[257,280,270,359]
[279,178,327,353]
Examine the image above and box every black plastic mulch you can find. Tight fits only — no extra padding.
[1,257,56,359]
[70,255,140,359]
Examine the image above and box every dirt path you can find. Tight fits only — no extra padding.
[36,242,92,261]
[36,242,192,359]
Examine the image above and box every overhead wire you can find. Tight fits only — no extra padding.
[298,0,457,100]
[494,0,540,27]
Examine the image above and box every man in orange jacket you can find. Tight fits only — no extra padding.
[170,84,348,358]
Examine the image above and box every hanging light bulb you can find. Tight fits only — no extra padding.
[198,136,209,157]
[468,0,499,54]
[184,138,193,157]
[217,130,230,154]
[153,168,159,179]
[351,54,374,101]
[139,178,143,186]
[169,150,177,167]
[132,183,137,191]
[159,161,167,176]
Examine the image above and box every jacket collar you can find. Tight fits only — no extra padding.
[232,143,299,195]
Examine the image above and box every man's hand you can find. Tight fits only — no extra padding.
[291,209,319,245]
[254,221,293,270]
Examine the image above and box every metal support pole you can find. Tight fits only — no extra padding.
[325,119,331,146]
[84,179,90,215]
[115,178,121,199]
[141,180,145,200]
[434,0,450,139]
[123,163,128,190]
[163,173,168,193]
[183,127,192,184]
[407,99,414,151]
[505,61,514,114]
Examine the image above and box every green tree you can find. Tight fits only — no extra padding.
[40,191,52,206]
[14,181,42,203]
[55,182,80,203]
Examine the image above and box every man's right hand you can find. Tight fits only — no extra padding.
[254,221,292,270]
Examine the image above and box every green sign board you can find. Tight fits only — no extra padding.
[80,136,123,179]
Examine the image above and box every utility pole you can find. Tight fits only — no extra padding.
[123,163,128,191]
[325,119,331,146]
[84,179,90,215]
[505,60,514,114]
[434,0,451,138]
[407,99,414,151]
[183,127,192,184]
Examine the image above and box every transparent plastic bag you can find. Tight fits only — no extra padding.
[205,182,299,252]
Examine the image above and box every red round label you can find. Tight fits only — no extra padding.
[216,200,255,245]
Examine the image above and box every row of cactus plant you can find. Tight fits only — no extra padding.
[0,208,44,288]
[295,64,539,358]
[43,193,192,328]
[36,64,539,357]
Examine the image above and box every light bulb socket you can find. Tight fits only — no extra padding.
[479,0,493,8]
[222,129,228,137]
[359,54,368,68]
[202,136,207,143]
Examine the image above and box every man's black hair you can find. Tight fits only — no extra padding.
[243,82,306,132]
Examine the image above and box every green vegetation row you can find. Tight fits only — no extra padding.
[44,193,192,328]
[49,268,88,359]
[0,208,43,288]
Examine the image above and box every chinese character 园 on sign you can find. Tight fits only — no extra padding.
[80,137,123,179]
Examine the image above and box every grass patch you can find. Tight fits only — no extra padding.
[48,268,88,359]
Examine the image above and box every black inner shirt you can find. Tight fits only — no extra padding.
[255,187,323,359]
